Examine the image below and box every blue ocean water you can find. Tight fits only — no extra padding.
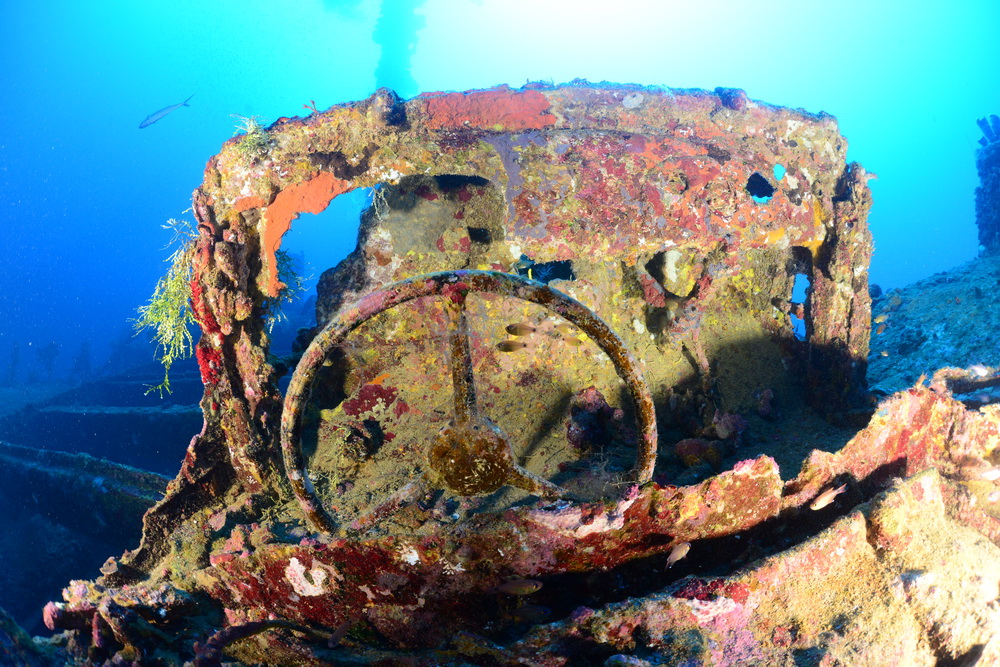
[0,0,998,386]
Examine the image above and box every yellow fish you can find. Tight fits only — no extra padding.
[553,322,576,335]
[874,313,888,324]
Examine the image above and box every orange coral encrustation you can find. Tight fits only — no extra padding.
[260,171,351,297]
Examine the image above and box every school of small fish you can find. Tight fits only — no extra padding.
[497,318,585,352]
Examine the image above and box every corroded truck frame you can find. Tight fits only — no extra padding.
[44,83,879,663]
[183,82,871,500]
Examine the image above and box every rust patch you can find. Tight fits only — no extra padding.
[421,87,557,131]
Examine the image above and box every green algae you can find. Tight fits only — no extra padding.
[133,218,197,396]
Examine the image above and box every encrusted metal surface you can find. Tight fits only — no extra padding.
[282,270,657,534]
[28,83,925,666]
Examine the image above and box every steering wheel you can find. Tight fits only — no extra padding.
[280,270,657,535]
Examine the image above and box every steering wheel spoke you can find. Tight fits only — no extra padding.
[445,295,478,427]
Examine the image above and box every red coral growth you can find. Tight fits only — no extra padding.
[421,87,556,131]
[189,278,224,386]
[723,582,750,604]
[342,383,402,417]
[415,184,438,201]
[442,281,470,304]
[515,371,539,387]
[672,577,751,604]
[196,346,223,386]
[637,271,668,307]
[190,279,221,336]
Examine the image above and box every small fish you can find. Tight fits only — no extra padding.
[666,542,690,568]
[810,483,847,510]
[874,313,889,324]
[553,322,576,335]
[496,579,543,595]
[506,605,552,623]
[506,323,537,336]
[497,340,530,352]
[875,323,886,335]
[139,93,194,128]
[562,336,584,347]
[988,490,1000,503]
[980,467,1000,482]
[969,364,991,378]
[880,350,889,357]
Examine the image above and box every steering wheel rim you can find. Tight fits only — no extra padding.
[280,270,657,535]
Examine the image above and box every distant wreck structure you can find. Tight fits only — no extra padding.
[27,83,999,664]
[976,114,1000,253]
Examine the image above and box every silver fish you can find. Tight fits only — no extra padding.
[139,94,194,128]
